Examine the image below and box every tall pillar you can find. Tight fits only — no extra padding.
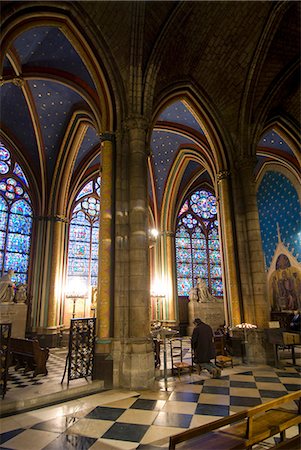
[217,170,242,327]
[127,116,150,335]
[97,133,114,339]
[31,215,67,347]
[161,230,177,322]
[236,156,268,328]
[115,115,154,389]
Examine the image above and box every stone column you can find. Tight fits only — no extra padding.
[236,156,268,328]
[161,230,177,322]
[117,115,154,389]
[127,116,150,336]
[217,170,242,327]
[97,133,114,339]
[31,215,67,347]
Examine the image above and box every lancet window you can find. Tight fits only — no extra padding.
[175,189,223,297]
[0,144,33,284]
[67,177,100,293]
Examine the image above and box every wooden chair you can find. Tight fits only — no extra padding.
[214,335,233,369]
[170,338,192,378]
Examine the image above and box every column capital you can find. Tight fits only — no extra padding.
[35,215,68,223]
[123,115,149,132]
[100,132,115,143]
[0,76,24,88]
[217,170,230,183]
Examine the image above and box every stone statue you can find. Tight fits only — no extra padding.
[189,286,199,303]
[15,283,27,303]
[0,270,15,303]
[196,278,215,302]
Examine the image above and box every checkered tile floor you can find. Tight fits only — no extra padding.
[0,365,300,449]
[5,350,67,394]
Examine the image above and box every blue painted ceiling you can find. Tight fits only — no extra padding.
[0,25,100,194]
[158,101,205,135]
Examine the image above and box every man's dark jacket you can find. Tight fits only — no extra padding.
[191,321,216,363]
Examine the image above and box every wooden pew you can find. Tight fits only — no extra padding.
[10,338,49,377]
[270,435,301,449]
[169,390,301,450]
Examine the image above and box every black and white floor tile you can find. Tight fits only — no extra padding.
[0,365,300,450]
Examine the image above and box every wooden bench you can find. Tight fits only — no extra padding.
[270,434,301,449]
[10,338,49,377]
[169,390,301,449]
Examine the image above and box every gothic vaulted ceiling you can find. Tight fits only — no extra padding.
[0,1,300,216]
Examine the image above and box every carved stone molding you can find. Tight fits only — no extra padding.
[0,76,24,88]
[35,215,68,223]
[100,132,115,143]
[123,115,149,132]
[217,170,230,183]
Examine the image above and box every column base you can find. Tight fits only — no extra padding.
[232,329,274,365]
[112,337,155,389]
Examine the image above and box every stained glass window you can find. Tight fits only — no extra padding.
[175,189,223,297]
[67,178,100,293]
[0,143,33,284]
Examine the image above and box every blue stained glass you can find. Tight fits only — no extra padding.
[0,197,8,212]
[177,277,192,296]
[176,236,191,249]
[210,228,218,237]
[72,211,89,225]
[8,213,32,234]
[67,176,100,296]
[91,263,98,277]
[6,234,30,253]
[0,161,9,174]
[11,200,32,216]
[192,250,207,263]
[69,224,90,241]
[176,248,191,261]
[68,258,86,275]
[178,200,189,217]
[210,265,222,278]
[212,279,223,295]
[209,250,221,264]
[91,243,98,259]
[194,264,208,278]
[0,210,8,231]
[76,181,93,201]
[176,188,223,297]
[177,262,192,277]
[0,146,10,160]
[192,238,206,249]
[0,231,5,250]
[13,163,29,187]
[92,223,99,242]
[68,241,90,258]
[4,252,28,272]
[183,214,198,229]
[0,151,32,284]
[13,272,27,284]
[208,239,220,250]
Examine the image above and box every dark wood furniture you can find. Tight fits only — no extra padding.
[0,323,12,399]
[265,329,300,366]
[10,337,49,376]
[170,337,192,378]
[214,335,233,368]
[169,390,301,450]
[270,435,300,449]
